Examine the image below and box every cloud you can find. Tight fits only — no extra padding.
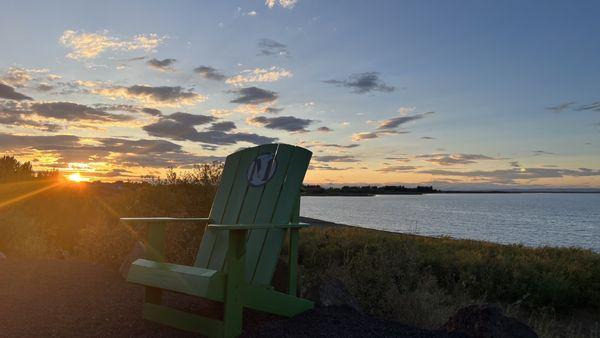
[0,83,33,101]
[546,102,575,113]
[376,165,418,172]
[317,126,333,132]
[167,112,215,125]
[378,111,434,129]
[60,30,166,59]
[509,161,521,168]
[147,58,176,71]
[194,66,227,81]
[143,114,276,146]
[36,84,54,92]
[226,67,292,86]
[0,132,225,168]
[421,136,436,140]
[576,101,600,112]
[93,85,205,107]
[0,67,59,88]
[229,86,278,105]
[308,164,352,171]
[416,153,496,166]
[0,101,132,131]
[546,101,600,113]
[30,102,133,122]
[265,0,298,9]
[352,130,407,141]
[257,39,290,57]
[313,155,359,163]
[141,107,162,116]
[532,150,555,156]
[264,106,284,114]
[324,72,395,94]
[420,167,600,184]
[384,156,410,162]
[247,115,314,132]
[209,121,236,132]
[0,111,60,132]
[298,141,359,149]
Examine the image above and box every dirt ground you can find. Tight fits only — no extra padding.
[0,258,463,337]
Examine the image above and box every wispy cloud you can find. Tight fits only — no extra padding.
[378,111,434,129]
[60,30,166,59]
[420,167,600,184]
[376,165,418,172]
[352,130,406,141]
[532,150,556,156]
[546,101,575,113]
[313,155,359,163]
[416,153,496,166]
[576,101,600,112]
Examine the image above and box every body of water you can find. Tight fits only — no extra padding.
[301,193,600,251]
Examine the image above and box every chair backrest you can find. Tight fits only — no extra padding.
[194,143,312,286]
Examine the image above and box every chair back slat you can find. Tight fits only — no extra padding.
[194,144,311,287]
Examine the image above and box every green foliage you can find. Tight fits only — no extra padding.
[299,227,600,314]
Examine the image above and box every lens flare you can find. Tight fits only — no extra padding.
[67,172,88,182]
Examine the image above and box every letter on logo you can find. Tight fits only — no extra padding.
[247,153,277,186]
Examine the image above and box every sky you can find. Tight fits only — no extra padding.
[0,0,599,188]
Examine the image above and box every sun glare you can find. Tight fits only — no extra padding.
[66,172,88,183]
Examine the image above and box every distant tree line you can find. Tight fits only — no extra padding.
[0,155,59,182]
[302,184,439,196]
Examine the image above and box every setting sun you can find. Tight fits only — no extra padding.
[66,172,88,183]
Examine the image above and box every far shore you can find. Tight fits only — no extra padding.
[302,190,600,196]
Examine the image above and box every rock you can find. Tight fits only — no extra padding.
[317,278,362,313]
[443,304,537,338]
[119,241,145,279]
[0,251,6,259]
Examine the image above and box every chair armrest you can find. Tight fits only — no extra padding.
[119,217,210,262]
[120,217,211,223]
[208,223,309,230]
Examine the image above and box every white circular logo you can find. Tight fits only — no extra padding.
[247,153,277,186]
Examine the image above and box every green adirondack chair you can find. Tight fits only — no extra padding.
[120,143,314,337]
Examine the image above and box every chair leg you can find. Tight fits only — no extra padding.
[223,229,245,337]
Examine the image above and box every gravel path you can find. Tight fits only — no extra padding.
[0,258,463,337]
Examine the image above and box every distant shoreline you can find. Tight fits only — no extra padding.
[303,190,600,196]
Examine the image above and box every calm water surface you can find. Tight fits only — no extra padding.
[301,193,600,251]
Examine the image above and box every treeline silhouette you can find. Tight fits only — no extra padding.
[302,184,439,196]
[0,156,59,182]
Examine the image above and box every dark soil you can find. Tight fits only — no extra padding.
[0,258,463,337]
